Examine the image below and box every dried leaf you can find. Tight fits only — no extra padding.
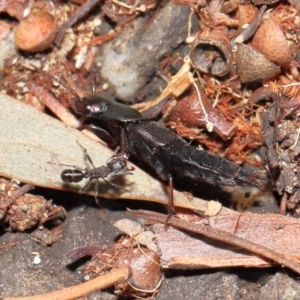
[0,93,232,213]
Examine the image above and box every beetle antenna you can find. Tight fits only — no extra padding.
[42,71,82,100]
[91,63,97,96]
[46,72,82,100]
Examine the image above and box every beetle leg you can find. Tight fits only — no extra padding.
[166,177,175,223]
[119,127,127,154]
[78,124,117,147]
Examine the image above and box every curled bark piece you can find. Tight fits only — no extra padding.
[236,44,280,83]
[252,17,292,67]
[190,29,232,76]
[249,86,276,104]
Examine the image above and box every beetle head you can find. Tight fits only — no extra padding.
[75,97,109,117]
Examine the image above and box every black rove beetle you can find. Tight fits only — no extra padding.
[74,96,267,210]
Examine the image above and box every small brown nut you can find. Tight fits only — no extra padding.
[238,2,258,26]
[15,9,57,52]
[236,43,280,83]
[190,29,232,77]
[252,17,292,67]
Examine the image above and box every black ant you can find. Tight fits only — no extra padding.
[50,142,134,205]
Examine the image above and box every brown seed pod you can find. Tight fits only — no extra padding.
[222,0,239,14]
[190,29,232,77]
[15,9,57,52]
[252,17,292,67]
[163,88,235,140]
[236,43,280,83]
[238,2,258,26]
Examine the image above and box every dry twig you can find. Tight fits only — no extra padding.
[55,0,102,46]
[1,267,128,300]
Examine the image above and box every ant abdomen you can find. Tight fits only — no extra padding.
[61,169,83,183]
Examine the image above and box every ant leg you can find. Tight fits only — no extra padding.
[102,178,120,189]
[76,141,97,169]
[102,178,131,193]
[111,167,134,176]
[94,179,103,209]
[106,149,130,165]
[105,146,121,165]
[79,178,103,209]
[78,178,103,207]
[79,178,92,193]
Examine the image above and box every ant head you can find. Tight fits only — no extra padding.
[75,96,110,117]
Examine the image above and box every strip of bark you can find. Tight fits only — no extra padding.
[28,81,80,127]
[129,209,300,274]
